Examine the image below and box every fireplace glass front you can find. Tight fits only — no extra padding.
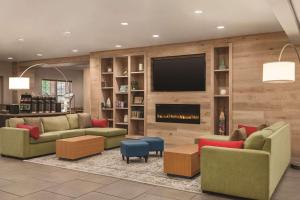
[156,104,200,124]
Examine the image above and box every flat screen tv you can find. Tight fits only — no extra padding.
[152,54,206,91]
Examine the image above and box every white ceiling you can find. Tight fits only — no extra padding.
[0,0,283,62]
[292,0,300,22]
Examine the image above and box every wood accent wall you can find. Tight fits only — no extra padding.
[145,45,212,145]
[83,68,91,113]
[90,32,300,159]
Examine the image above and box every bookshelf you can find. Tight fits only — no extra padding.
[99,54,146,136]
[211,44,232,135]
[100,58,114,127]
[129,55,145,136]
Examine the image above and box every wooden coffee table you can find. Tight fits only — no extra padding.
[56,135,104,160]
[164,144,200,177]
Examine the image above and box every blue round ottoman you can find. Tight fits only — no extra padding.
[141,137,164,157]
[120,140,149,164]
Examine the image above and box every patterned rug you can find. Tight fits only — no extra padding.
[25,148,200,193]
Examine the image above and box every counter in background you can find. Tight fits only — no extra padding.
[0,112,67,127]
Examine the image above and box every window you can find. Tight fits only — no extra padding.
[41,79,72,103]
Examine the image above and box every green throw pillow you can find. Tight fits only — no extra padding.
[66,114,79,129]
[78,113,92,128]
[244,130,272,150]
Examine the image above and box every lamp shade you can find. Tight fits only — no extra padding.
[263,61,295,83]
[9,77,30,90]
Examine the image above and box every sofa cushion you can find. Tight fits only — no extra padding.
[229,128,247,141]
[24,117,44,133]
[7,118,24,128]
[30,132,61,144]
[264,121,286,132]
[198,139,244,155]
[66,114,79,129]
[42,116,70,132]
[85,128,127,137]
[78,113,92,128]
[59,129,85,139]
[244,130,272,150]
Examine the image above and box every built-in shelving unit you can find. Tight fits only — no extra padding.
[211,44,232,135]
[100,57,114,127]
[129,55,145,136]
[99,54,146,135]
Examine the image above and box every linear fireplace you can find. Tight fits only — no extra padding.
[156,104,200,124]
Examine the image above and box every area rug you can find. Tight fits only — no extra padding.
[25,148,200,193]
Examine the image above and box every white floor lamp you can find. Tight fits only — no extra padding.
[9,63,74,113]
[263,43,300,169]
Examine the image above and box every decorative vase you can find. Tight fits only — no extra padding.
[131,80,138,90]
[219,87,227,95]
[124,114,128,123]
[218,111,226,135]
[106,97,111,108]
[138,63,144,71]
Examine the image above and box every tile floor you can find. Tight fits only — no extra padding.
[0,156,299,200]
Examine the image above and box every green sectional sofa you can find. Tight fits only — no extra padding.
[0,114,127,159]
[200,121,291,200]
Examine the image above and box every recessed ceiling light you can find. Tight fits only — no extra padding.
[72,49,79,53]
[120,22,129,26]
[17,38,24,42]
[36,53,43,57]
[152,34,159,38]
[63,31,71,36]
[194,10,203,14]
[8,57,13,60]
[217,26,225,29]
[115,45,122,48]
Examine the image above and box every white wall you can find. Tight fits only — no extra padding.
[0,62,13,104]
[34,68,84,108]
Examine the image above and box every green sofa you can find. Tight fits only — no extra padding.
[0,114,127,159]
[200,121,291,200]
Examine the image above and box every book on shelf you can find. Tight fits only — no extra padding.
[131,110,144,119]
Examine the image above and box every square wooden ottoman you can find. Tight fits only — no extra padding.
[164,144,200,177]
[56,135,104,160]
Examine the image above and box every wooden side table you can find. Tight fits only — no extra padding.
[164,144,200,177]
[56,135,104,160]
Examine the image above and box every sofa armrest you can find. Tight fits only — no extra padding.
[201,146,270,200]
[0,127,30,158]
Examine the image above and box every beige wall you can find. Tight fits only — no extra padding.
[33,68,84,108]
[0,62,13,104]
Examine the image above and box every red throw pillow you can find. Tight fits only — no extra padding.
[198,139,244,155]
[92,119,108,128]
[16,124,40,140]
[238,124,257,137]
